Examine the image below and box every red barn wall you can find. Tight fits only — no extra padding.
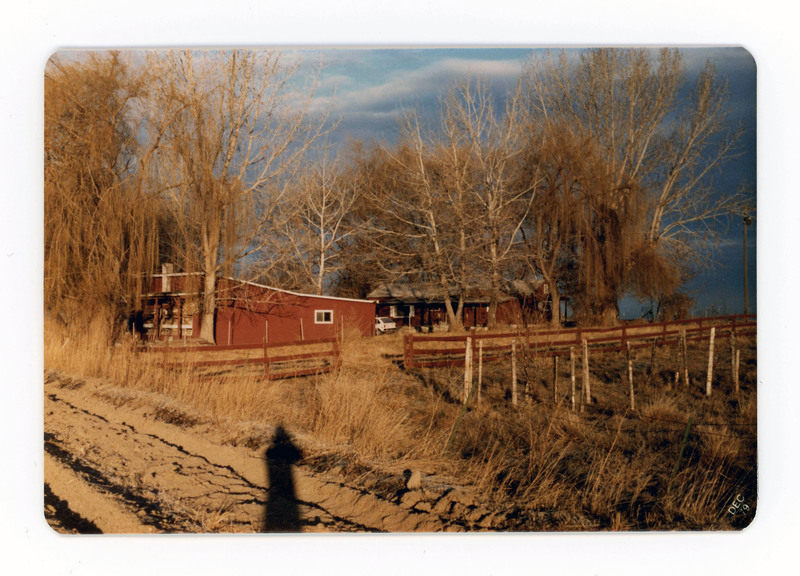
[212,279,374,345]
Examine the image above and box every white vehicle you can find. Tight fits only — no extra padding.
[375,316,397,334]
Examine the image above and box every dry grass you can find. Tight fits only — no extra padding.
[44,316,757,531]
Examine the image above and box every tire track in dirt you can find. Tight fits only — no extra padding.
[44,373,503,533]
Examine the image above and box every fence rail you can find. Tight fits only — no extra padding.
[144,337,341,381]
[403,314,756,369]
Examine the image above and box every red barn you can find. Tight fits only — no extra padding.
[141,269,375,345]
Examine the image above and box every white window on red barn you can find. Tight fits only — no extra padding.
[315,310,333,324]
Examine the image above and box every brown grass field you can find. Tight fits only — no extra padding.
[43,314,757,532]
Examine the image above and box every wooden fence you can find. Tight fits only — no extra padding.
[146,336,341,381]
[403,314,756,370]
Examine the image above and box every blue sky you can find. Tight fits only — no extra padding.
[50,45,757,317]
[288,46,757,317]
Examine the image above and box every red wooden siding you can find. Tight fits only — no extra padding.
[144,274,375,345]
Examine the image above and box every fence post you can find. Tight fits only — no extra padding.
[511,340,518,407]
[627,341,635,411]
[582,339,590,409]
[333,334,342,371]
[263,337,270,380]
[570,346,576,412]
[300,317,305,341]
[681,329,689,388]
[470,327,477,398]
[552,356,559,405]
[265,319,269,344]
[478,340,484,405]
[646,337,657,386]
[464,336,473,404]
[407,333,415,369]
[706,326,716,397]
[735,349,741,396]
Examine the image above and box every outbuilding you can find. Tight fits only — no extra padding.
[141,268,376,345]
[367,279,556,330]
[367,282,522,331]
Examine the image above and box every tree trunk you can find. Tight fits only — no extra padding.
[549,287,561,329]
[199,269,217,344]
[445,294,464,331]
[199,220,220,344]
[487,241,500,330]
[598,299,619,327]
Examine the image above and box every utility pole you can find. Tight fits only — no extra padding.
[743,214,752,315]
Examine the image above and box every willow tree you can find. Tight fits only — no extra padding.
[146,50,326,343]
[519,124,587,328]
[522,48,744,323]
[44,52,159,331]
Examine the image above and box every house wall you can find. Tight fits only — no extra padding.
[377,298,522,330]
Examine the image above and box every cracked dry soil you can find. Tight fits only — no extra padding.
[44,373,505,534]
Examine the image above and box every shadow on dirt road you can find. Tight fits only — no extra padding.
[263,426,302,532]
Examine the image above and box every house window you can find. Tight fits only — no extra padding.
[389,305,398,318]
[315,310,333,324]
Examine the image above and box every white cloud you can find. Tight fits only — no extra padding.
[326,54,525,127]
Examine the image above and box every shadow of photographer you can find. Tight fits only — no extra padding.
[263,425,302,532]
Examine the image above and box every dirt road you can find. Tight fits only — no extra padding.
[44,372,505,533]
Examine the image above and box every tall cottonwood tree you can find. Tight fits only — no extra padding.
[44,52,160,330]
[521,48,744,323]
[351,82,537,330]
[330,145,420,299]
[258,150,360,295]
[146,50,326,343]
[445,80,538,328]
[373,110,482,331]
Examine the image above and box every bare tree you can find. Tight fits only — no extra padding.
[351,81,537,330]
[375,109,481,331]
[259,149,360,295]
[521,48,744,324]
[145,50,327,343]
[445,80,538,328]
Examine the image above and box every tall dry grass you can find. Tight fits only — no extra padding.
[44,317,443,464]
